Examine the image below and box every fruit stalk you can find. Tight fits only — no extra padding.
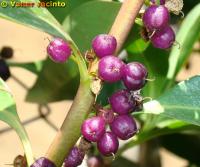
[46,0,144,166]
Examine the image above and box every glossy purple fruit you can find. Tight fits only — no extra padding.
[81,116,106,142]
[97,132,119,156]
[30,157,55,167]
[151,0,165,5]
[143,5,169,31]
[92,34,117,58]
[110,115,137,140]
[98,55,124,83]
[109,89,136,115]
[151,26,175,49]
[98,108,115,124]
[47,38,72,63]
[122,62,148,90]
[64,147,84,167]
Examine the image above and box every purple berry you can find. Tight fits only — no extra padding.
[109,89,136,115]
[98,108,115,124]
[98,55,124,83]
[92,34,117,58]
[143,5,169,31]
[87,156,103,167]
[47,38,72,63]
[151,26,175,49]
[122,62,148,90]
[30,157,55,167]
[110,115,137,140]
[64,147,84,167]
[97,132,119,156]
[151,0,165,5]
[81,116,106,142]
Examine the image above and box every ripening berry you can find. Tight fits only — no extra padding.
[109,89,136,115]
[97,132,119,156]
[64,147,84,167]
[47,38,72,63]
[151,0,165,5]
[98,55,124,83]
[122,62,148,90]
[30,157,55,167]
[92,34,117,58]
[143,5,169,31]
[81,116,106,142]
[151,26,175,49]
[110,115,137,140]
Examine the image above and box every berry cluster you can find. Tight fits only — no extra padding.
[40,34,148,167]
[142,0,175,49]
[81,34,148,159]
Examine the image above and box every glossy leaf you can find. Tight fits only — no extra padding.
[0,78,33,166]
[128,44,169,98]
[63,1,121,52]
[167,3,200,81]
[26,58,79,103]
[0,0,71,40]
[143,76,200,126]
[8,61,44,75]
[48,0,94,23]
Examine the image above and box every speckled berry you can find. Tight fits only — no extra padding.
[151,26,175,49]
[64,147,84,167]
[47,38,72,63]
[143,5,169,31]
[81,116,106,142]
[97,132,119,156]
[98,55,124,83]
[110,115,137,140]
[30,157,55,167]
[109,89,136,115]
[122,62,148,90]
[92,34,117,58]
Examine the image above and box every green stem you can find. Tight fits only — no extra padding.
[46,79,94,166]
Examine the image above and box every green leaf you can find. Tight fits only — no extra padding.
[0,0,71,40]
[63,1,121,52]
[143,75,200,126]
[9,61,44,74]
[26,58,79,103]
[128,44,169,98]
[48,0,94,23]
[167,4,200,81]
[0,78,33,166]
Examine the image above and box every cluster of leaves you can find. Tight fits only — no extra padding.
[0,0,200,166]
